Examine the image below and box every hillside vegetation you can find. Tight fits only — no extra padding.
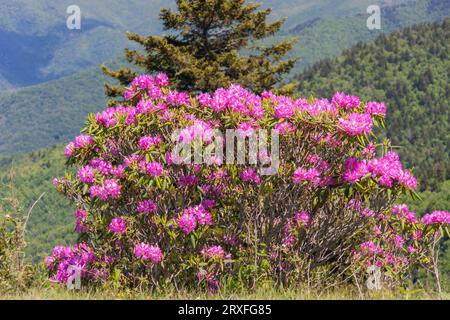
[285,0,450,74]
[0,145,75,263]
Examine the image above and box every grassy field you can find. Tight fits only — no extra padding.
[1,284,448,300]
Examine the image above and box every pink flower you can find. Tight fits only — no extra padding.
[201,245,225,259]
[74,134,94,148]
[179,175,198,187]
[332,92,360,110]
[274,97,294,119]
[103,179,121,199]
[293,167,321,185]
[342,157,369,184]
[365,101,386,116]
[64,142,75,157]
[274,122,295,135]
[360,241,383,255]
[134,243,162,263]
[407,246,417,254]
[338,113,373,136]
[184,205,212,226]
[138,135,161,150]
[139,160,164,177]
[178,213,197,234]
[241,168,261,184]
[109,217,126,234]
[78,166,95,184]
[393,235,404,248]
[422,211,450,225]
[155,73,169,87]
[362,142,376,158]
[293,211,311,228]
[137,200,157,215]
[132,74,154,90]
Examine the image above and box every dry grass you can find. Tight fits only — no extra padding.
[1,283,448,300]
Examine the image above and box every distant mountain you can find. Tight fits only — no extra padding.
[283,0,450,75]
[0,65,108,155]
[296,18,450,190]
[0,0,406,91]
[0,0,169,89]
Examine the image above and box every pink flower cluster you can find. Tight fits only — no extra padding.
[139,160,164,177]
[422,211,450,225]
[342,152,417,189]
[338,112,373,136]
[138,135,162,150]
[197,84,264,118]
[365,101,386,116]
[78,165,95,184]
[293,167,321,185]
[391,204,418,224]
[45,243,95,283]
[178,205,212,234]
[109,217,126,234]
[201,245,225,260]
[133,243,162,263]
[332,92,360,110]
[178,120,214,144]
[75,209,87,233]
[283,211,312,247]
[137,200,157,215]
[64,134,94,157]
[89,179,121,200]
[293,211,311,228]
[241,168,261,184]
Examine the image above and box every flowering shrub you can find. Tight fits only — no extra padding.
[49,74,449,291]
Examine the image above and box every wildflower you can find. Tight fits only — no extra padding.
[139,160,164,177]
[137,200,157,215]
[138,135,161,150]
[178,213,197,234]
[338,113,373,136]
[78,166,95,184]
[241,168,261,184]
[201,245,225,259]
[365,101,386,116]
[184,205,212,226]
[422,211,450,225]
[109,217,126,234]
[134,243,162,263]
[332,92,360,109]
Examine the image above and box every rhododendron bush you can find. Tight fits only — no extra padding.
[48,74,449,291]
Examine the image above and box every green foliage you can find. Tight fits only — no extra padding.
[0,191,37,293]
[102,0,297,100]
[296,18,450,190]
[0,146,76,263]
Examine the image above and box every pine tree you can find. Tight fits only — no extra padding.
[101,0,297,102]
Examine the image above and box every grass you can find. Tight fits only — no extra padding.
[1,283,448,300]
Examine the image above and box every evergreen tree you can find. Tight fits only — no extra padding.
[101,0,297,102]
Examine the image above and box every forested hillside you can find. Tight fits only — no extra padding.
[297,18,450,190]
[285,0,450,74]
[0,145,75,262]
